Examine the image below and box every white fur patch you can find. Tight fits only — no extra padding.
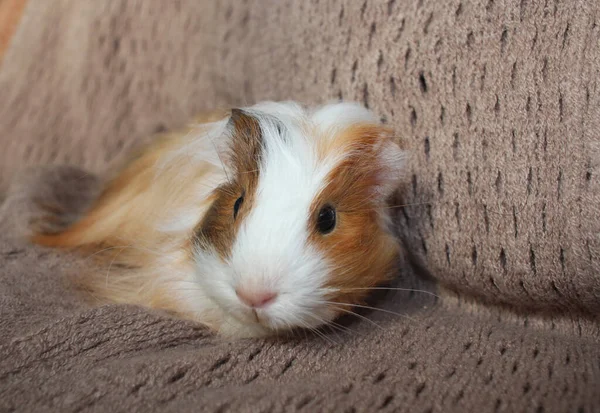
[226,111,339,331]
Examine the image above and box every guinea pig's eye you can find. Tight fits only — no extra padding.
[233,196,244,219]
[316,205,336,234]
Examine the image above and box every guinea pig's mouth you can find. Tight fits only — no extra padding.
[232,302,337,334]
[249,308,268,326]
[241,308,280,330]
[223,304,273,329]
[226,303,312,334]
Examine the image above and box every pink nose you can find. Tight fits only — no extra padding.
[236,288,278,308]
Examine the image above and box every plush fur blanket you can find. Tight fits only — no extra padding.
[1,1,599,412]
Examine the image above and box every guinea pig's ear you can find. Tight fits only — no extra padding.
[224,108,264,173]
[228,108,246,126]
[227,108,259,135]
[373,127,407,200]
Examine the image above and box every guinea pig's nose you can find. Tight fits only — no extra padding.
[235,288,278,308]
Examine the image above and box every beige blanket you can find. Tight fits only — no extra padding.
[1,1,599,411]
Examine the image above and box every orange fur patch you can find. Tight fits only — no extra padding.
[309,124,401,307]
[315,123,399,162]
[33,134,205,248]
[30,112,230,324]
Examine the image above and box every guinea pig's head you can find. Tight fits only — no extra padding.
[192,101,406,336]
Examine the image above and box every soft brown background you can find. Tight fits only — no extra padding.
[0,0,599,412]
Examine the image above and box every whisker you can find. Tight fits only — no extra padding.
[83,245,136,261]
[324,324,344,341]
[281,309,337,345]
[335,287,440,299]
[339,201,431,214]
[381,201,431,209]
[301,322,337,344]
[330,306,385,330]
[327,321,355,335]
[325,301,416,322]
[105,246,127,288]
[311,325,338,345]
[306,312,352,336]
[296,317,337,345]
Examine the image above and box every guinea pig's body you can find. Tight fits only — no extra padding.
[32,101,406,338]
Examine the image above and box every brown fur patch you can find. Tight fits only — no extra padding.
[309,124,402,308]
[193,109,264,259]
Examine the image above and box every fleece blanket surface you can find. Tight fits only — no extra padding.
[1,1,599,412]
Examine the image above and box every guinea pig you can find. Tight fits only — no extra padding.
[31,101,407,338]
